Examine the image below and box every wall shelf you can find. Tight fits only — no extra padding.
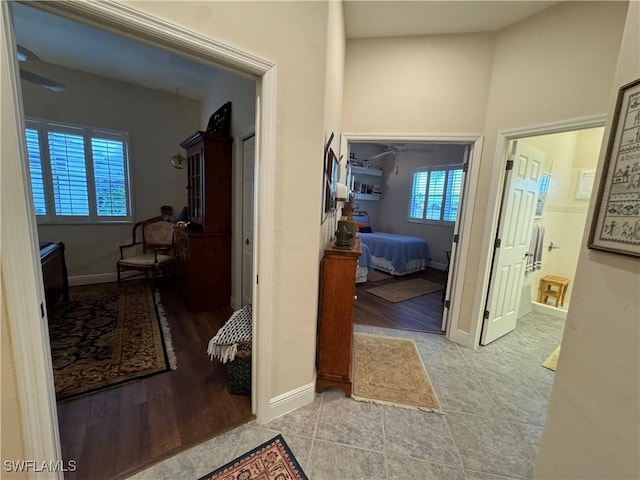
[354,193,382,201]
[350,165,382,176]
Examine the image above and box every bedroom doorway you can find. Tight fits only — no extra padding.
[343,134,482,339]
[3,1,277,477]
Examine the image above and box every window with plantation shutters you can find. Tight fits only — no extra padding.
[24,119,132,223]
[409,165,463,224]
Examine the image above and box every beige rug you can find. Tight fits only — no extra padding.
[366,278,444,303]
[542,346,561,371]
[352,333,443,413]
[367,270,393,282]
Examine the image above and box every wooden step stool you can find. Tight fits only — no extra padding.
[538,275,570,307]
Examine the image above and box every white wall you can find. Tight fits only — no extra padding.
[534,1,640,477]
[458,1,628,334]
[320,1,346,249]
[21,61,201,277]
[125,0,330,399]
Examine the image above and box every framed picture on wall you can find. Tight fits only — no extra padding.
[588,77,640,257]
[322,146,337,222]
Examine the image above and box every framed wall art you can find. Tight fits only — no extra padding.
[588,78,640,257]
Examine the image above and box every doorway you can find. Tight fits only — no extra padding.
[2,1,277,477]
[481,125,605,345]
[342,133,483,340]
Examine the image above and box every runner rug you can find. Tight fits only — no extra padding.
[352,333,443,413]
[47,280,177,401]
[366,278,444,303]
[198,434,308,480]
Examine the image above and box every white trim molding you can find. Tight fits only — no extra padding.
[532,301,568,320]
[268,382,316,421]
[1,3,63,477]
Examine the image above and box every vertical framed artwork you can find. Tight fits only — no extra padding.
[588,78,640,257]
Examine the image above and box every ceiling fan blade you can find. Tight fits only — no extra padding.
[20,69,65,92]
[16,44,40,63]
[368,150,394,160]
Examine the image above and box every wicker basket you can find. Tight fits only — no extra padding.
[225,341,251,395]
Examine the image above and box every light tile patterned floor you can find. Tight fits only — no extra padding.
[127,312,563,480]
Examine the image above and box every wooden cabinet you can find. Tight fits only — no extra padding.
[316,240,362,397]
[181,131,232,233]
[176,131,232,312]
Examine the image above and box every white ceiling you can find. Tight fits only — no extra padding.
[344,1,558,38]
[12,1,559,99]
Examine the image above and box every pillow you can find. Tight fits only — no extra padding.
[359,225,373,233]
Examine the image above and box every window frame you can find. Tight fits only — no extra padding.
[25,117,134,224]
[407,164,463,226]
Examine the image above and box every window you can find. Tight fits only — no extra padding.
[409,165,463,223]
[25,119,132,223]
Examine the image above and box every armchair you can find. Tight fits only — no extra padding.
[117,216,176,285]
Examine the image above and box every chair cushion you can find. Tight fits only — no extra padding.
[144,221,174,246]
[118,253,174,267]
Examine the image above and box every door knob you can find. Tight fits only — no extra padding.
[245,238,250,245]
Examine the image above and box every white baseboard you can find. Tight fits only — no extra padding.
[265,381,316,423]
[429,261,448,271]
[68,272,137,286]
[532,301,568,320]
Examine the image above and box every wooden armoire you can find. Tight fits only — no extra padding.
[175,131,232,312]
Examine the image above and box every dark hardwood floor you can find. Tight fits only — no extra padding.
[55,280,254,480]
[354,268,447,334]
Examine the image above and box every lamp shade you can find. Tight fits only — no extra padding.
[336,182,349,201]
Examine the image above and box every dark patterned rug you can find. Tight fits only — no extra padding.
[47,280,176,401]
[199,435,307,480]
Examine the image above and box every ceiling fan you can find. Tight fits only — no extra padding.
[17,44,65,92]
[367,144,435,174]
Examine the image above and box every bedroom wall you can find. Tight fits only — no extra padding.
[21,61,201,277]
[125,0,330,400]
[377,144,467,269]
[534,1,639,477]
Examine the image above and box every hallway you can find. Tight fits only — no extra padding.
[128,312,563,479]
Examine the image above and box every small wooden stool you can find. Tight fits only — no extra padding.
[538,275,570,307]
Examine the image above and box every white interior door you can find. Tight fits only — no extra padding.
[442,145,471,331]
[481,140,545,345]
[241,134,255,306]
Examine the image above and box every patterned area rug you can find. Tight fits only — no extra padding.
[366,278,444,303]
[199,434,308,480]
[352,333,443,413]
[47,280,176,401]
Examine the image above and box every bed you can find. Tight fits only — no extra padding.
[356,241,372,283]
[40,241,69,308]
[352,214,432,277]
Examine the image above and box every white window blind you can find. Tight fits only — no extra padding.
[409,166,463,223]
[24,119,132,223]
[25,128,47,216]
